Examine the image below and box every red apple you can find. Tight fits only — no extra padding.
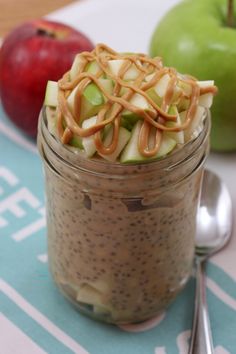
[0,19,94,137]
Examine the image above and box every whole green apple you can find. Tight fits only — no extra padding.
[149,0,236,151]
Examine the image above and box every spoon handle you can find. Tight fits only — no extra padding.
[189,259,214,354]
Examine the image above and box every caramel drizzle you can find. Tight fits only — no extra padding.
[56,43,218,157]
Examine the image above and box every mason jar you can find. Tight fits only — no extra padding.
[37,107,210,324]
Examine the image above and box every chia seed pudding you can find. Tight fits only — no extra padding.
[37,44,216,323]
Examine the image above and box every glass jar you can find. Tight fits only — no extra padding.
[37,108,210,324]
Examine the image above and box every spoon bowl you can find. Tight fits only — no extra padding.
[196,169,233,257]
[189,169,233,354]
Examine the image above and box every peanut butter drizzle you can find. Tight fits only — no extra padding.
[56,43,218,158]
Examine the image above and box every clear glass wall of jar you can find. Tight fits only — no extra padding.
[37,108,210,324]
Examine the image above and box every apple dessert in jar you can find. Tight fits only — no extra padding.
[37,44,217,324]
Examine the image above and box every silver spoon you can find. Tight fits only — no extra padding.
[189,169,233,354]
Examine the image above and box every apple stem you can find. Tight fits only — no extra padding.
[227,0,234,27]
[37,28,55,38]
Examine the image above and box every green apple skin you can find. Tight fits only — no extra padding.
[149,0,236,151]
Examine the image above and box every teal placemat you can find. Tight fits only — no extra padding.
[0,104,235,354]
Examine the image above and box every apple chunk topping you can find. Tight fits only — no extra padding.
[108,59,140,81]
[70,54,87,80]
[43,43,217,163]
[120,120,177,163]
[81,116,99,157]
[44,80,58,107]
[154,73,171,98]
[99,126,131,162]
[198,93,213,108]
[45,106,57,136]
[180,106,206,141]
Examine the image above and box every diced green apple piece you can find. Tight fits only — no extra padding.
[81,116,98,157]
[165,106,184,144]
[87,279,110,294]
[180,106,206,141]
[93,305,111,316]
[121,113,140,131]
[67,82,104,122]
[79,97,102,121]
[146,88,162,107]
[145,73,155,82]
[197,80,214,89]
[67,87,97,122]
[177,97,190,112]
[129,93,152,110]
[44,80,58,107]
[76,284,105,307]
[99,126,131,162]
[70,54,85,81]
[83,82,104,106]
[68,135,83,149]
[170,79,214,111]
[108,59,124,76]
[67,78,114,122]
[171,85,182,104]
[178,79,214,99]
[98,78,114,97]
[121,93,154,130]
[146,75,181,105]
[86,60,101,75]
[145,74,170,98]
[45,106,57,136]
[123,63,140,80]
[120,120,176,163]
[154,73,171,97]
[108,59,140,80]
[76,283,113,316]
[198,93,213,108]
[197,81,215,108]
[119,86,129,96]
[178,79,192,96]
